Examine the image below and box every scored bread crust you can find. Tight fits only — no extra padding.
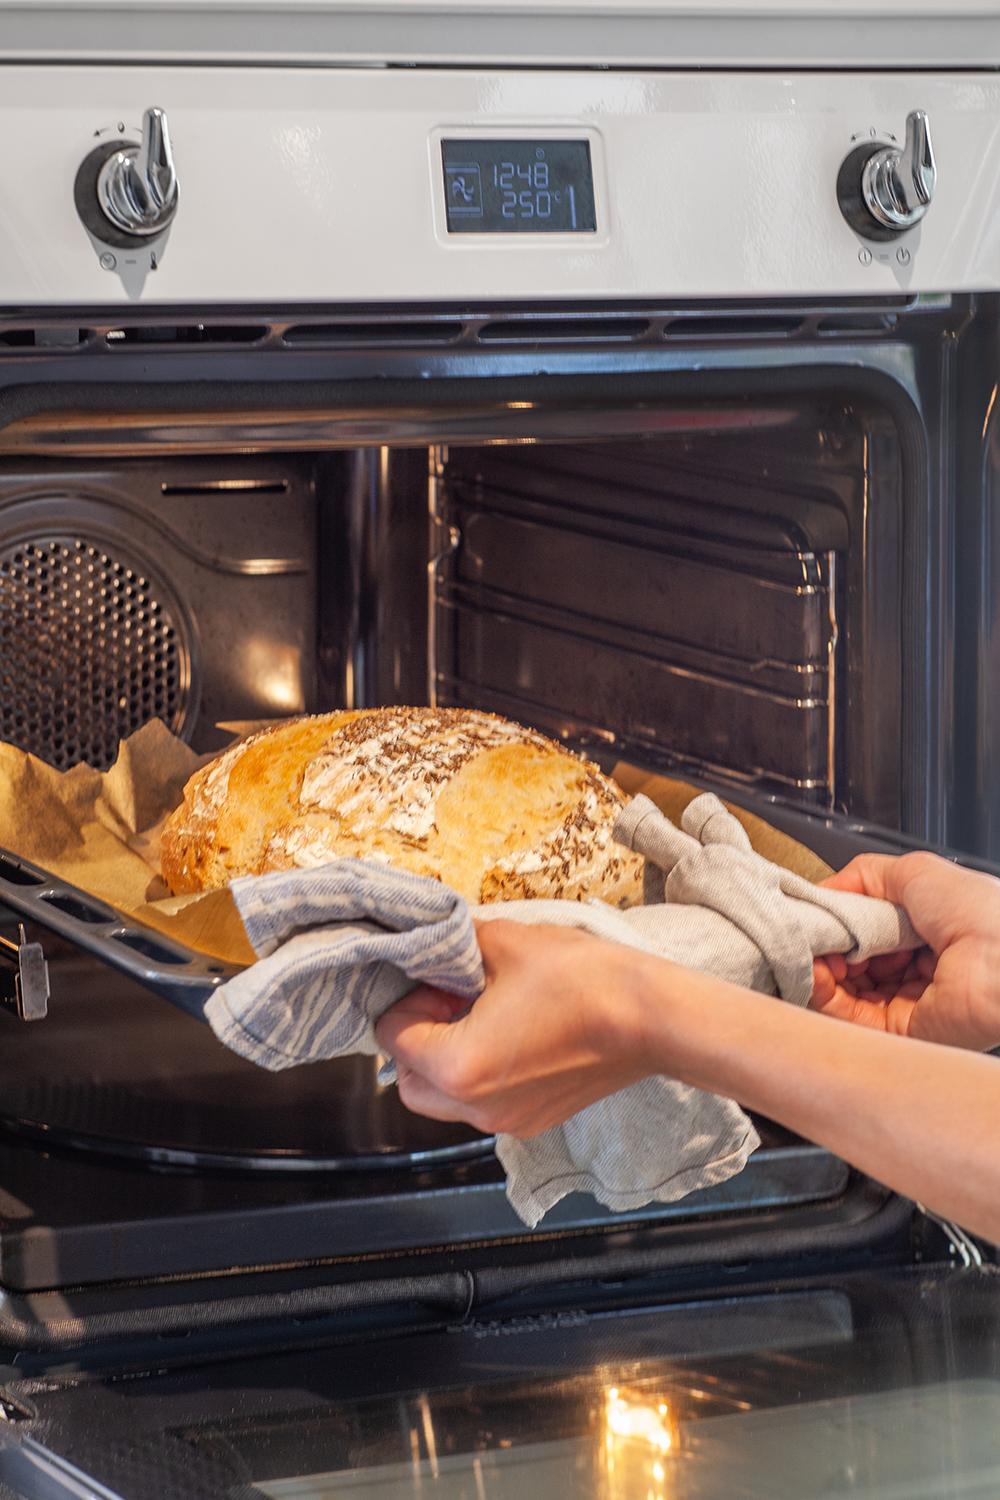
[160,706,643,907]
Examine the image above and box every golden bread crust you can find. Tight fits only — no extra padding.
[160,707,642,907]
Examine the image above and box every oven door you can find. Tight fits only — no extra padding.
[0,798,970,1399]
[0,1261,999,1500]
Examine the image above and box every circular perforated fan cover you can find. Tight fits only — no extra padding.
[0,534,192,770]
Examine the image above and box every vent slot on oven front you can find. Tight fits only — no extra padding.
[283,321,465,347]
[477,317,654,345]
[433,441,844,804]
[0,296,923,366]
[104,324,269,347]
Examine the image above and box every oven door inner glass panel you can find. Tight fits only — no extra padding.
[2,1267,998,1499]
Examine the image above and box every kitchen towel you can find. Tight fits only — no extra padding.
[205,792,919,1227]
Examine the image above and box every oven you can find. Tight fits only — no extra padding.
[0,9,998,1496]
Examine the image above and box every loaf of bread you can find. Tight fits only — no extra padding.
[160,707,643,907]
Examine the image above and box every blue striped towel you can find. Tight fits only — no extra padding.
[204,860,483,1072]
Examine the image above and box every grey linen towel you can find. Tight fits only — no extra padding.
[205,792,918,1227]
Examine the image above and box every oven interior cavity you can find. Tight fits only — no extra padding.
[0,400,906,838]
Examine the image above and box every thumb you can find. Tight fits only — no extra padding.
[821,853,901,902]
[374,984,464,1063]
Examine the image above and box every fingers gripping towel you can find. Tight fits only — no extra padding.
[204,862,485,1070]
[205,793,919,1227]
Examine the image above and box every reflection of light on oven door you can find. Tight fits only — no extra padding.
[603,1385,674,1500]
[418,1393,439,1480]
[241,640,304,713]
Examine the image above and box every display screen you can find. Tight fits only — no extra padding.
[441,139,597,234]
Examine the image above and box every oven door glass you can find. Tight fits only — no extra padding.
[1,1264,999,1499]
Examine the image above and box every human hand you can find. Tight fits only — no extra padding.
[810,851,1000,1049]
[373,919,654,1137]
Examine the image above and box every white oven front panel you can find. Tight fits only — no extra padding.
[0,66,998,304]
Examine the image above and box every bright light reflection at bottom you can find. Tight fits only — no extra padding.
[257,1383,679,1498]
[604,1384,675,1500]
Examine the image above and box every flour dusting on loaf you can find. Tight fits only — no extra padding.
[160,707,643,907]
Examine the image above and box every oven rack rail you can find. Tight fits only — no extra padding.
[0,844,238,1020]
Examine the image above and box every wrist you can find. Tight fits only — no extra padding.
[975,936,1000,1050]
[597,946,706,1083]
[584,942,663,1078]
[616,954,794,1107]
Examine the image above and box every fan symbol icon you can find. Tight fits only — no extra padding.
[445,163,484,218]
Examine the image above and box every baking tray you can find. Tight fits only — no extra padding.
[0,842,238,1020]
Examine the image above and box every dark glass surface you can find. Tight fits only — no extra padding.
[441,141,596,233]
[0,1265,998,1498]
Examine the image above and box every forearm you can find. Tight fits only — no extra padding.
[633,956,1000,1244]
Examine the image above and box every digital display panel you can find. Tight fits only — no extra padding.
[441,139,597,234]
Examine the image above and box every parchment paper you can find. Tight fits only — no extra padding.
[0,721,255,965]
[0,720,830,968]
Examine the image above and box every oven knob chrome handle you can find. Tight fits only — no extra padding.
[837,110,936,242]
[75,107,179,248]
[96,107,178,238]
[862,111,936,232]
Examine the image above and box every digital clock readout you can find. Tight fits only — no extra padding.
[441,139,597,234]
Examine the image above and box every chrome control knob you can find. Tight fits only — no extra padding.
[837,110,936,242]
[862,111,936,232]
[74,107,178,247]
[97,108,178,237]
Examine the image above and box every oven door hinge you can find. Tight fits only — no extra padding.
[0,924,49,1021]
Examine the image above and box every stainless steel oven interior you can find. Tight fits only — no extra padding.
[1,291,995,856]
[0,292,994,1349]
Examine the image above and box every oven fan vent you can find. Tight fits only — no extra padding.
[0,298,921,358]
[0,536,190,771]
